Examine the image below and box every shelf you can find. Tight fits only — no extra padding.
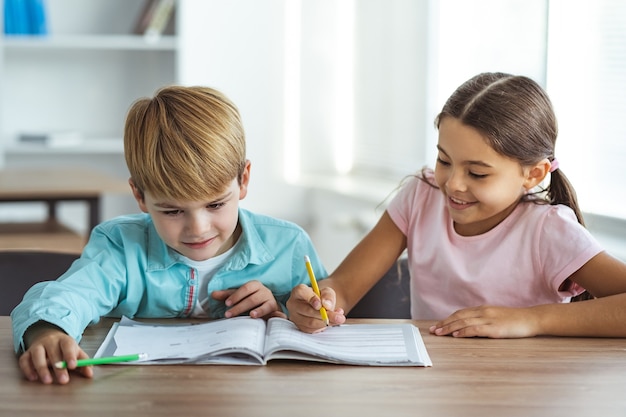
[2,34,177,51]
[4,138,125,155]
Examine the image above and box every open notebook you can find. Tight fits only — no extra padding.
[94,316,432,367]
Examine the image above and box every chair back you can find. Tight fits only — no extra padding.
[347,257,411,319]
[0,250,80,315]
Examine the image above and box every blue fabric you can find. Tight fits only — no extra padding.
[11,208,326,353]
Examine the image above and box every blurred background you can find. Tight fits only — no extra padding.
[1,0,624,271]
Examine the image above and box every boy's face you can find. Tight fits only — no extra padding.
[131,163,250,261]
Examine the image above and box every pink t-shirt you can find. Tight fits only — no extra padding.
[386,173,604,320]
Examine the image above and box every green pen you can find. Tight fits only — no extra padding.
[54,353,148,369]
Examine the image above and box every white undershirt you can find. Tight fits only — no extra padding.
[178,237,241,318]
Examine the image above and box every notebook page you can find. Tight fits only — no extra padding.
[99,316,266,363]
[264,318,431,366]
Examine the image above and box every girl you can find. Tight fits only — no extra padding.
[288,72,626,338]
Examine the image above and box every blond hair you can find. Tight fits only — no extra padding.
[124,85,246,201]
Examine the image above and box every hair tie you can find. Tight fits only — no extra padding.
[549,158,559,173]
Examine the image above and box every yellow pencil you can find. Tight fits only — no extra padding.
[304,255,329,326]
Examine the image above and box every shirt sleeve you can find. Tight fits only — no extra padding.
[536,205,604,296]
[387,175,423,236]
[11,227,129,353]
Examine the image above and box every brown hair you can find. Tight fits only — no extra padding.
[432,72,585,226]
[124,85,247,201]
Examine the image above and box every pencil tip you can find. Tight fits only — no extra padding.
[53,361,65,369]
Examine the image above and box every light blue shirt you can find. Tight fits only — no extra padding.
[11,208,326,353]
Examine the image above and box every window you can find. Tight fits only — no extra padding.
[547,0,626,219]
[296,0,431,182]
[296,0,626,221]
[297,0,548,181]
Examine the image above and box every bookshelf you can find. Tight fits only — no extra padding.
[0,0,178,244]
[0,0,177,163]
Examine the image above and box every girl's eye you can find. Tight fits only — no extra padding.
[436,157,450,166]
[469,172,488,179]
[436,156,488,179]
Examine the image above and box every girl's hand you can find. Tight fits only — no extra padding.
[429,305,541,338]
[19,325,93,385]
[286,284,346,333]
[211,280,285,320]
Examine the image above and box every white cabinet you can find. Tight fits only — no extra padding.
[0,0,178,230]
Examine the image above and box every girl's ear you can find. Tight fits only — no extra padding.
[523,158,551,190]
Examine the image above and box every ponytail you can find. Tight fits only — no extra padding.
[546,168,585,227]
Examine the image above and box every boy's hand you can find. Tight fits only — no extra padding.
[19,323,93,384]
[211,280,285,320]
[429,305,541,338]
[286,284,346,333]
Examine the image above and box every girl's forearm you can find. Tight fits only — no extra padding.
[534,293,626,337]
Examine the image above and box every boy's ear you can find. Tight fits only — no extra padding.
[523,158,551,190]
[129,178,149,213]
[238,160,252,200]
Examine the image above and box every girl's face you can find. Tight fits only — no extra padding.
[131,164,250,262]
[434,118,545,236]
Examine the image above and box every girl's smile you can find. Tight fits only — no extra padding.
[447,195,476,210]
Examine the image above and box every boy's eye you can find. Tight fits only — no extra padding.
[208,202,226,210]
[163,210,182,216]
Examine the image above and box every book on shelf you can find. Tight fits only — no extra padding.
[18,131,83,148]
[133,0,175,39]
[94,316,433,367]
[3,0,48,36]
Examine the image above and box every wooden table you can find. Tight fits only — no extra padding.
[1,317,626,417]
[0,168,129,251]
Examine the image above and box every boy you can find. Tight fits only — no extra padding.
[12,85,326,384]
